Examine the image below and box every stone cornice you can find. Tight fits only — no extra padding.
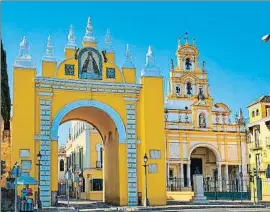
[35,77,142,94]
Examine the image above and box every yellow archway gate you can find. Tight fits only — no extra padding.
[11,21,166,207]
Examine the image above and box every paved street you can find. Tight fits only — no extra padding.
[50,198,270,212]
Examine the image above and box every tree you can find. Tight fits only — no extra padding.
[1,40,11,130]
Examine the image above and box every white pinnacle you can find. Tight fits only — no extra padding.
[193,38,196,46]
[14,36,35,68]
[104,28,114,53]
[178,37,182,47]
[43,35,56,62]
[83,17,96,42]
[122,44,134,68]
[145,46,155,68]
[66,25,77,49]
[141,45,161,77]
[18,36,31,59]
[105,28,112,44]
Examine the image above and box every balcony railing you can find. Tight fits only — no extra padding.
[250,140,263,150]
[96,161,102,169]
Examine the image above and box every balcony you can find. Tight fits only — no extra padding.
[250,140,263,151]
[96,161,102,169]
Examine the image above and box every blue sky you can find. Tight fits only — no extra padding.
[2,2,270,145]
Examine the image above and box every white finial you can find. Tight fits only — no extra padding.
[185,32,189,44]
[66,25,77,49]
[178,36,182,47]
[104,28,114,53]
[141,45,161,77]
[193,38,196,46]
[83,17,96,42]
[14,36,35,68]
[122,44,135,68]
[43,35,56,62]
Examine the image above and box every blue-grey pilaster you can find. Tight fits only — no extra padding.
[38,92,53,207]
[124,97,138,206]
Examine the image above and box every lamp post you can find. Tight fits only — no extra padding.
[36,151,42,209]
[262,34,270,42]
[143,154,150,206]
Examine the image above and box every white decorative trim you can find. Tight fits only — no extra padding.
[188,143,221,162]
[38,92,53,97]
[51,100,127,143]
[35,77,141,94]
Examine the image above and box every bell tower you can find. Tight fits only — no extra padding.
[167,32,212,102]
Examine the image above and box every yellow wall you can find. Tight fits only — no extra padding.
[140,76,167,205]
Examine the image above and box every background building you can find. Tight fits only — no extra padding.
[165,36,247,200]
[247,95,270,201]
[64,121,103,200]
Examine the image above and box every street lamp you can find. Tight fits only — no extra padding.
[262,34,270,42]
[36,151,42,209]
[143,154,150,206]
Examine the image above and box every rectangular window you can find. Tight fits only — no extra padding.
[91,179,103,191]
[149,150,161,159]
[65,64,75,76]
[256,154,261,171]
[21,160,32,171]
[148,164,158,173]
[20,149,30,158]
[106,68,115,79]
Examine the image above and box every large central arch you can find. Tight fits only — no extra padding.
[51,99,127,142]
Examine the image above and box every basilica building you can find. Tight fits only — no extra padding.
[164,35,247,195]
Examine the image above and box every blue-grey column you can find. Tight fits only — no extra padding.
[124,98,138,206]
[38,92,53,207]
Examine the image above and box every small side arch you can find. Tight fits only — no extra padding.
[189,143,221,162]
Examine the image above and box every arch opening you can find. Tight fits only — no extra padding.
[51,100,127,206]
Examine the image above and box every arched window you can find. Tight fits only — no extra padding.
[186,82,193,96]
[252,111,255,117]
[185,58,192,70]
[256,109,260,116]
[175,85,181,95]
[199,112,206,128]
[60,159,64,171]
[255,129,259,142]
